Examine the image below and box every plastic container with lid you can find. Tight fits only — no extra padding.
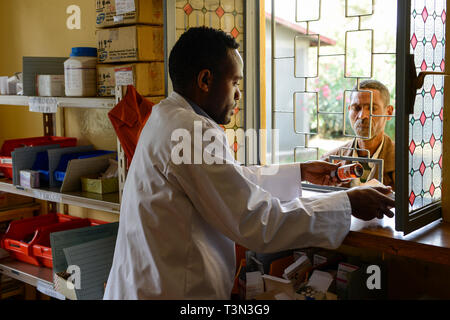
[64,47,98,97]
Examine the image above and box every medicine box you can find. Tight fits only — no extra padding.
[97,62,165,97]
[36,75,65,97]
[81,175,119,194]
[96,64,116,96]
[96,0,163,28]
[96,25,164,63]
[20,170,40,189]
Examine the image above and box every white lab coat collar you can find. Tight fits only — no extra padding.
[167,91,224,132]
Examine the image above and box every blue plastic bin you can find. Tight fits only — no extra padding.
[31,151,50,186]
[54,150,115,182]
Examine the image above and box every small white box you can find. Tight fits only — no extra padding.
[0,76,8,95]
[336,262,359,292]
[20,170,40,188]
[36,75,65,97]
[8,76,17,95]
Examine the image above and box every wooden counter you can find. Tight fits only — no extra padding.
[344,216,450,266]
[301,189,450,266]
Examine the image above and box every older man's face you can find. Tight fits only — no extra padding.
[348,89,392,140]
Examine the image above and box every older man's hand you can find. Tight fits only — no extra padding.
[346,186,395,221]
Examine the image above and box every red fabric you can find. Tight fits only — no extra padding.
[108,85,155,168]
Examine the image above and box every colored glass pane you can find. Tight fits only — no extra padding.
[176,0,246,161]
[409,0,446,211]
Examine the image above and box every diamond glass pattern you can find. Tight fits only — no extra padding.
[409,0,446,211]
[175,0,246,162]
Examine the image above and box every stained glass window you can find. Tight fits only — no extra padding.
[175,0,246,162]
[408,0,446,211]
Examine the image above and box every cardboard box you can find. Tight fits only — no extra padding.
[97,64,117,96]
[282,255,312,291]
[54,272,77,300]
[97,62,165,97]
[60,154,117,193]
[20,170,40,189]
[97,25,164,63]
[261,275,295,299]
[81,175,119,194]
[96,0,163,28]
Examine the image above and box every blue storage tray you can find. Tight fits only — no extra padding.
[54,150,115,182]
[31,151,50,185]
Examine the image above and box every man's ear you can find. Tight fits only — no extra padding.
[386,104,394,121]
[197,69,212,93]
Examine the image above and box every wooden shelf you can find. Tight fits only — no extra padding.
[0,180,120,214]
[0,95,116,109]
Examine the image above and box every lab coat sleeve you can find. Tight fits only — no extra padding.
[240,164,302,201]
[166,160,352,253]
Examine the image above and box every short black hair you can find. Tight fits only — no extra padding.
[169,27,240,92]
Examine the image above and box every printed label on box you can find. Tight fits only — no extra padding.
[113,15,124,23]
[116,0,136,15]
[336,263,359,291]
[115,67,134,86]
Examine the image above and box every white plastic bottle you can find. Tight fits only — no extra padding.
[64,47,98,97]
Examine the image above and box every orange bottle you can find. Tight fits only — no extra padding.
[331,163,364,182]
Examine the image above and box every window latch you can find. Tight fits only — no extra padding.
[407,54,448,114]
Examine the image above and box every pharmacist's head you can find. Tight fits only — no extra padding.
[169,27,243,125]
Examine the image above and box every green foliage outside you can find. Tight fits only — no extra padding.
[304,1,397,142]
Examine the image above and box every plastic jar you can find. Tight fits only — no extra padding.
[64,47,97,97]
[331,163,364,182]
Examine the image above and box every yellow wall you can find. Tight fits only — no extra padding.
[0,0,98,146]
[0,0,118,220]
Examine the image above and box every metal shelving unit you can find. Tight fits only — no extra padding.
[0,96,116,109]
[0,90,126,299]
[0,258,53,288]
[0,180,120,214]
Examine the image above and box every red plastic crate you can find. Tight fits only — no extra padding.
[32,217,107,268]
[0,156,12,179]
[0,213,106,268]
[0,136,77,157]
[0,136,77,180]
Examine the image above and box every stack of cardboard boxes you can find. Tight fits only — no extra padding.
[95,0,165,104]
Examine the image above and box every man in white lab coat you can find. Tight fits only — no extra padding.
[104,27,394,300]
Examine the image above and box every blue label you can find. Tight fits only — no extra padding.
[96,13,106,24]
[99,51,107,62]
[98,86,106,95]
